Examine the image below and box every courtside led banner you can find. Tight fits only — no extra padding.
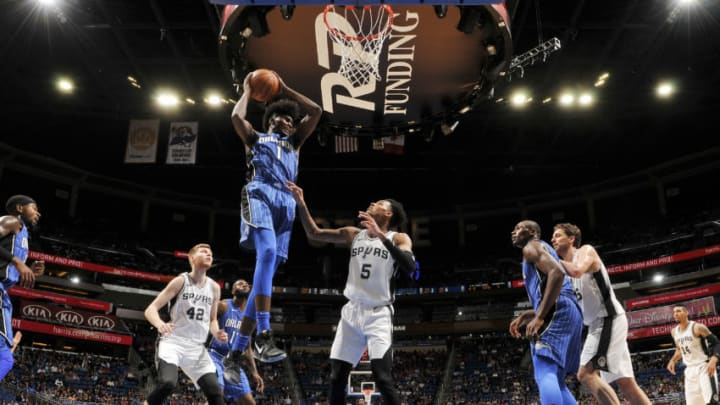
[11,318,133,346]
[626,315,720,340]
[625,283,720,310]
[626,297,716,329]
[512,244,720,289]
[9,287,112,312]
[19,300,129,334]
[28,251,225,288]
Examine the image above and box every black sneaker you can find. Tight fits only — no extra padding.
[253,330,287,363]
[222,350,249,385]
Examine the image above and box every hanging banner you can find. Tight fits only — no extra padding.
[124,119,159,163]
[166,121,199,164]
[12,318,133,346]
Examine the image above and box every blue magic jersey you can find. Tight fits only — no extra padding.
[522,240,576,309]
[0,220,28,292]
[247,132,298,185]
[210,298,243,357]
[522,240,582,373]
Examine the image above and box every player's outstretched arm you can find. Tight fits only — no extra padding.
[144,276,184,335]
[231,74,259,147]
[561,244,601,278]
[287,182,358,245]
[277,77,322,148]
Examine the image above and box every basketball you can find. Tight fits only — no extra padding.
[248,69,281,103]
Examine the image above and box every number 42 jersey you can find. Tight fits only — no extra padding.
[166,273,215,345]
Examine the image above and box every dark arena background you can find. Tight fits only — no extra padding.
[1,0,720,404]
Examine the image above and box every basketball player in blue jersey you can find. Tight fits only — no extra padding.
[509,220,583,405]
[144,243,227,405]
[209,279,264,404]
[288,182,417,405]
[226,71,322,368]
[0,195,43,380]
[552,223,651,405]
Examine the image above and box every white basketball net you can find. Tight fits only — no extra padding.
[323,5,394,87]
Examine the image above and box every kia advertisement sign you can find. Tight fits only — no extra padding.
[20,300,128,334]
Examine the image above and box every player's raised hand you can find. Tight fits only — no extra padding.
[358,211,382,238]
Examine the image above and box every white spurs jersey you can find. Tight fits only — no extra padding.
[672,321,709,367]
[344,230,400,307]
[165,273,216,344]
[577,262,625,325]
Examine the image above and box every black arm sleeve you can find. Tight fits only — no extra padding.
[382,239,416,278]
[706,333,720,358]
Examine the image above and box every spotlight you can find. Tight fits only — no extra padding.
[204,93,223,107]
[186,98,196,105]
[653,274,664,283]
[578,93,594,107]
[510,91,529,107]
[280,5,295,20]
[594,79,606,87]
[542,97,552,104]
[156,90,180,108]
[559,93,575,107]
[598,72,610,81]
[38,0,57,6]
[440,120,459,136]
[71,276,80,284]
[656,82,675,98]
[56,77,74,94]
[433,5,448,18]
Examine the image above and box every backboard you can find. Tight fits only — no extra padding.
[217,1,511,136]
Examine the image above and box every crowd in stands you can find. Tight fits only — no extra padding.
[0,334,695,405]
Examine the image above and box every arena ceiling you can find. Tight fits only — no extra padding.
[1,0,719,210]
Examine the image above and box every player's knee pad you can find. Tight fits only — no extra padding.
[197,373,223,405]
